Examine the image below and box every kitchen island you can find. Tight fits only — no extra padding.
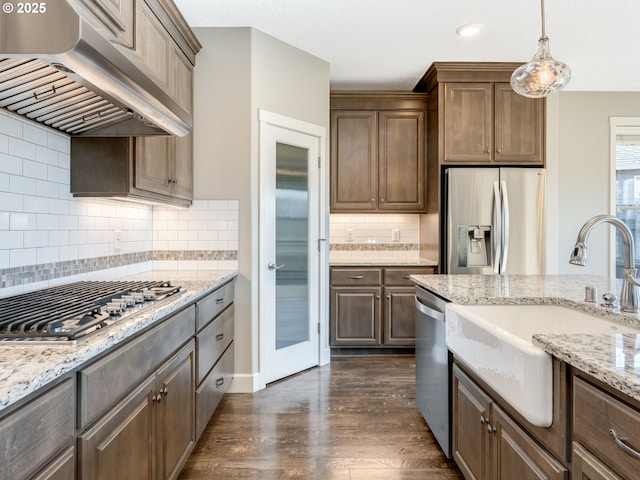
[413,273,640,480]
[411,273,640,401]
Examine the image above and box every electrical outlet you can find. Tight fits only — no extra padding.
[392,229,400,242]
[114,230,122,252]
[346,229,354,242]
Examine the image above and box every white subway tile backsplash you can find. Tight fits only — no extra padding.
[10,248,36,267]
[23,124,48,146]
[0,133,8,153]
[0,114,22,138]
[34,145,59,166]
[8,137,36,160]
[0,111,239,290]
[47,131,69,154]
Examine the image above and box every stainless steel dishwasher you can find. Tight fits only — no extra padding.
[415,285,451,458]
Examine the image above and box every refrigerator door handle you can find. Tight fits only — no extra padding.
[493,180,502,274]
[500,180,510,273]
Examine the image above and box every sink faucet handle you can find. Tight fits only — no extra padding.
[602,293,617,307]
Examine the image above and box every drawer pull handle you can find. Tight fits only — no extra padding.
[216,298,224,304]
[349,275,364,279]
[609,429,640,461]
[216,377,225,387]
[401,275,411,279]
[216,333,224,341]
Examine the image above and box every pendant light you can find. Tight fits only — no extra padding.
[510,0,571,98]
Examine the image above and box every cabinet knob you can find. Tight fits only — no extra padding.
[380,198,385,202]
[216,333,224,341]
[487,424,496,434]
[485,149,491,154]
[386,294,391,299]
[161,386,169,397]
[480,415,487,425]
[152,394,162,404]
[371,198,375,202]
[497,148,502,154]
[216,377,225,387]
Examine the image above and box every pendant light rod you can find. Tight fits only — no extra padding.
[540,0,546,37]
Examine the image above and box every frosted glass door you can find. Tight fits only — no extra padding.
[275,142,309,349]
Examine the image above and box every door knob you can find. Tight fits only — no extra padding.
[267,262,285,271]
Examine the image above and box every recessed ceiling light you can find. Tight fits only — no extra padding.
[456,23,483,37]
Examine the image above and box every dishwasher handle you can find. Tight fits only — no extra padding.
[415,297,445,322]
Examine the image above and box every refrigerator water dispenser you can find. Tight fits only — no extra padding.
[457,226,491,268]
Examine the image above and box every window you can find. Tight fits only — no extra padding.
[611,119,640,277]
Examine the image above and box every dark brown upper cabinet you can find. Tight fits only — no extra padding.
[330,92,428,213]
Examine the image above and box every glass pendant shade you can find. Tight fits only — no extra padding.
[510,36,571,98]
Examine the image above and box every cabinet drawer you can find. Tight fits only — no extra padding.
[384,267,435,285]
[196,342,234,440]
[196,305,234,384]
[0,378,74,480]
[330,268,381,286]
[573,377,640,479]
[196,281,235,331]
[78,305,195,429]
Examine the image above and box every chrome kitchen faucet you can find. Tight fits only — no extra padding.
[570,215,640,313]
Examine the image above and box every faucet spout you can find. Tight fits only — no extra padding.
[570,215,640,313]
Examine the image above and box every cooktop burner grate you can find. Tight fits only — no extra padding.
[0,280,181,341]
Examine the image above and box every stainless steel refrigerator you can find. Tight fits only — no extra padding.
[443,167,545,274]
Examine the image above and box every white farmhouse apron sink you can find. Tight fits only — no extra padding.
[445,303,639,427]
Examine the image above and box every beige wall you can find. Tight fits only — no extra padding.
[192,27,329,392]
[548,92,640,275]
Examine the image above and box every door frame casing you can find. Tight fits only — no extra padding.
[257,110,329,390]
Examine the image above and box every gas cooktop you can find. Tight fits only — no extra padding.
[0,280,182,342]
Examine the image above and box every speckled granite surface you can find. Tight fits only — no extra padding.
[412,274,640,403]
[0,270,237,414]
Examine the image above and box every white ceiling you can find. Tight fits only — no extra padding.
[173,0,640,92]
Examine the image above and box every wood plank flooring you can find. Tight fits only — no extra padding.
[179,355,463,479]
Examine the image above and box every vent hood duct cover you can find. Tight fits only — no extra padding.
[0,2,191,137]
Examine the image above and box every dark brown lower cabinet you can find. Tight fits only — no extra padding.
[452,364,567,480]
[79,341,195,480]
[571,442,622,480]
[329,266,435,349]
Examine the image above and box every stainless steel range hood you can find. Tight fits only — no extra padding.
[0,1,191,137]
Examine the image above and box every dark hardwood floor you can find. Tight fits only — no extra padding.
[179,355,463,479]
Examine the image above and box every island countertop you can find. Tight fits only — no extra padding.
[0,270,238,414]
[411,274,640,403]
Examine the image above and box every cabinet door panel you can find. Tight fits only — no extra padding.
[172,134,194,200]
[572,442,622,480]
[493,405,567,480]
[136,1,170,88]
[31,446,75,480]
[452,365,492,480]
[494,84,544,164]
[78,376,156,480]
[330,111,377,211]
[378,111,425,211]
[329,286,381,346]
[135,136,173,195]
[157,343,195,480]
[443,83,492,162]
[383,287,415,346]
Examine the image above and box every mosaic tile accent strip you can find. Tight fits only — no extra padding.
[0,250,238,288]
[0,252,152,289]
[330,243,419,251]
[152,250,237,261]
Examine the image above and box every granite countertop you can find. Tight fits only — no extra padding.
[412,274,640,403]
[0,270,238,414]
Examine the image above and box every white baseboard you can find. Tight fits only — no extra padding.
[227,372,262,393]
